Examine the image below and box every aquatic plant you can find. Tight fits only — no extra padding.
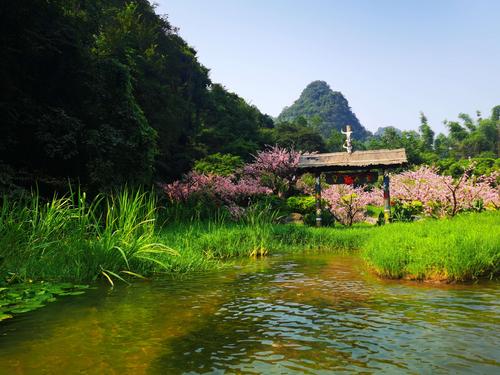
[0,282,90,321]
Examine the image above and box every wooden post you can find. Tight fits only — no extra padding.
[383,171,391,224]
[315,173,322,227]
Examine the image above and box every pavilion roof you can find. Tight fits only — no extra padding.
[298,148,407,172]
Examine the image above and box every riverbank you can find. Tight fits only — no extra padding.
[143,211,500,282]
[1,192,498,283]
[363,211,500,282]
[1,192,499,320]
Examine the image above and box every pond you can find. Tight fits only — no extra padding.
[0,254,499,374]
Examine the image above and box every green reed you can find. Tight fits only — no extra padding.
[0,190,176,284]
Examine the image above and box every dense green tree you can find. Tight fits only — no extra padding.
[196,84,271,160]
[271,120,326,152]
[491,106,500,122]
[434,133,452,158]
[0,0,160,190]
[0,0,273,193]
[1,1,497,194]
[193,153,244,176]
[363,106,500,167]
[326,129,345,152]
[419,112,435,152]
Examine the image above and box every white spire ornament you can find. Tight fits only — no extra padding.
[342,125,353,154]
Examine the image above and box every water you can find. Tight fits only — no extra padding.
[0,254,499,374]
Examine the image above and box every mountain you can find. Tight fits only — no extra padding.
[374,126,402,137]
[277,81,370,140]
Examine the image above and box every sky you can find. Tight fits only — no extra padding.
[152,0,500,134]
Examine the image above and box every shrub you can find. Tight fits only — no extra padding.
[243,146,301,197]
[303,210,335,227]
[286,195,316,214]
[391,200,424,222]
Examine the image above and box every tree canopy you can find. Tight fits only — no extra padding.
[0,0,273,193]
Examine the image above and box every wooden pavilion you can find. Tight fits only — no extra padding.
[298,148,408,226]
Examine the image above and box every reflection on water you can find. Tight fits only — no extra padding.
[0,254,499,374]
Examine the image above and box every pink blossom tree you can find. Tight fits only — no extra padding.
[322,185,381,226]
[244,146,302,197]
[391,165,500,217]
[161,171,272,219]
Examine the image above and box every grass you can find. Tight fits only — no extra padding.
[1,190,497,322]
[1,190,498,286]
[157,221,369,267]
[0,190,176,285]
[363,211,500,281]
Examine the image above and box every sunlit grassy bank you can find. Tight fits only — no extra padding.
[156,221,369,272]
[1,191,498,286]
[0,191,176,284]
[363,212,500,281]
[0,191,368,285]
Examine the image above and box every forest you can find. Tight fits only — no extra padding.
[1,1,499,197]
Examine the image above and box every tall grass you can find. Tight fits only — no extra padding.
[363,212,500,281]
[0,190,176,284]
[158,217,370,266]
[2,190,498,285]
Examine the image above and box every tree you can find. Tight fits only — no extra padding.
[193,153,244,176]
[419,112,435,152]
[326,129,345,152]
[243,146,301,197]
[322,185,380,226]
[0,0,273,193]
[197,84,271,160]
[272,120,326,152]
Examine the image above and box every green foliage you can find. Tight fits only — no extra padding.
[0,0,273,194]
[286,196,316,214]
[326,129,345,152]
[277,81,370,140]
[303,210,335,227]
[363,211,500,281]
[436,157,500,178]
[193,153,244,176]
[271,120,326,152]
[0,283,90,322]
[392,200,424,222]
[419,112,435,152]
[363,107,500,168]
[196,84,272,160]
[0,189,177,284]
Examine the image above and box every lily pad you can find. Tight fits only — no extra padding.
[0,281,89,321]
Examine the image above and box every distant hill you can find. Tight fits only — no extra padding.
[374,126,402,137]
[277,81,370,140]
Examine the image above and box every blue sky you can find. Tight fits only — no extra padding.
[153,0,500,134]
